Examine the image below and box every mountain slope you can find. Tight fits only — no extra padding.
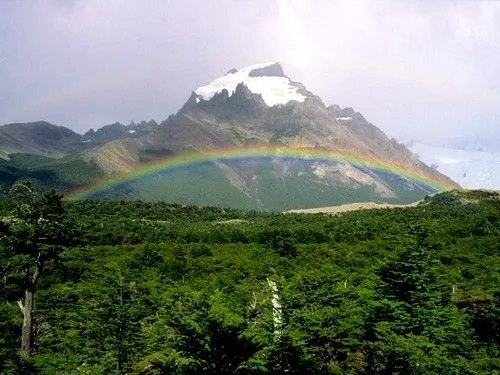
[0,121,82,159]
[0,153,103,194]
[82,62,457,210]
[0,120,157,193]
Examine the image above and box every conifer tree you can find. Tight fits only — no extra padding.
[2,182,73,357]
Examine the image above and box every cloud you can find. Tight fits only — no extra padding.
[0,0,498,147]
[455,2,500,40]
[274,1,500,143]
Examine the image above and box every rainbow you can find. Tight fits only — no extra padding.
[67,146,454,200]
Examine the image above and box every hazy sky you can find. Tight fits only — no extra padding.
[1,0,499,146]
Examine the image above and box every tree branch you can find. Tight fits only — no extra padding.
[17,299,24,312]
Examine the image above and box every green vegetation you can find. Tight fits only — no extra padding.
[0,190,499,373]
[1,182,74,359]
[126,164,258,210]
[0,154,104,194]
[95,160,433,211]
[1,155,432,211]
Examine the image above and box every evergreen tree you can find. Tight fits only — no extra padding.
[365,227,473,374]
[1,182,73,357]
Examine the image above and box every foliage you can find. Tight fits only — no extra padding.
[0,190,499,373]
[1,181,75,364]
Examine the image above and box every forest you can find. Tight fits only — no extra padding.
[0,186,499,374]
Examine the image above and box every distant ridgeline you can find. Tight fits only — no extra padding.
[0,62,458,209]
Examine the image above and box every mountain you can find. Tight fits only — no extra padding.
[0,63,458,209]
[409,141,500,189]
[0,121,82,159]
[0,120,161,193]
[82,62,457,210]
[0,120,160,159]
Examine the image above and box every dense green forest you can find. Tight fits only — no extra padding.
[0,188,499,374]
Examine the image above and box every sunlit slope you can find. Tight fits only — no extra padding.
[87,158,436,211]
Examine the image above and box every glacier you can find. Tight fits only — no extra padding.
[410,142,500,189]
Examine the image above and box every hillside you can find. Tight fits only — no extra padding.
[0,190,498,373]
[0,153,103,194]
[0,120,158,194]
[0,120,159,161]
[0,121,82,159]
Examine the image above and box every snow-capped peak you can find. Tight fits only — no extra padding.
[194,62,306,107]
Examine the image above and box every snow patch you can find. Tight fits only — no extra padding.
[336,117,352,121]
[194,62,306,107]
[128,130,136,134]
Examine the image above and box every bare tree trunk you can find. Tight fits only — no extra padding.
[266,278,282,339]
[18,257,42,357]
[18,288,34,357]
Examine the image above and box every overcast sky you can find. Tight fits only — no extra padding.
[1,0,499,146]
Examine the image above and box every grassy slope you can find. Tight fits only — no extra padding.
[92,160,434,211]
[106,163,259,210]
[0,152,436,210]
[253,162,381,211]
